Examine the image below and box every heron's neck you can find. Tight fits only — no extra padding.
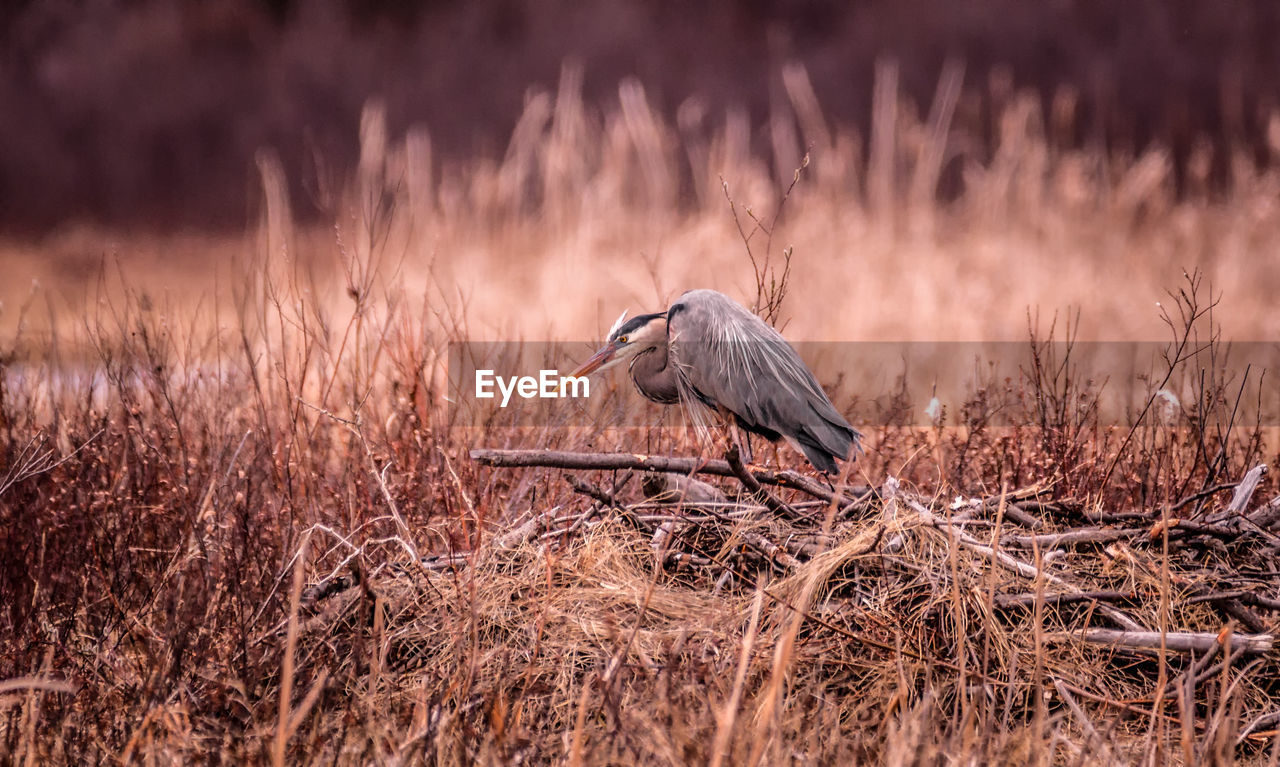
[629,345,679,404]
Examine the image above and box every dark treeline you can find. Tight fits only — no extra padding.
[2,0,1277,234]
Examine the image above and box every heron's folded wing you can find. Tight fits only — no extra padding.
[668,291,859,459]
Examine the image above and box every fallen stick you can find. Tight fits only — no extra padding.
[994,590,1132,609]
[950,488,1049,529]
[470,448,867,502]
[1154,518,1262,541]
[1248,495,1280,529]
[1006,528,1142,549]
[1238,709,1280,745]
[1000,503,1045,530]
[1044,628,1273,655]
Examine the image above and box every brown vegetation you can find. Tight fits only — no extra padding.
[4,64,1280,764]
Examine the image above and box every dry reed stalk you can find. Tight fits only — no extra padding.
[709,585,764,767]
[273,535,310,767]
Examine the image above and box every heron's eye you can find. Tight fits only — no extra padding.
[617,335,629,344]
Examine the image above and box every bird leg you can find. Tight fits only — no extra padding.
[732,422,774,473]
[716,404,757,469]
[768,441,784,469]
[732,423,753,466]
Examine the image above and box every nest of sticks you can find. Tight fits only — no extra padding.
[287,448,1280,763]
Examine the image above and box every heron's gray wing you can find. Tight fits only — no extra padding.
[668,290,860,468]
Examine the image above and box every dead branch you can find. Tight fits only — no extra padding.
[1224,463,1268,516]
[1044,629,1273,656]
[994,590,1133,609]
[1248,496,1280,529]
[1000,503,1046,530]
[725,445,799,519]
[1006,528,1142,550]
[470,448,868,503]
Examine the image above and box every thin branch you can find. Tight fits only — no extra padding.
[470,448,867,503]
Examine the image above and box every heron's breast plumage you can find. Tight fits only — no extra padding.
[627,347,680,404]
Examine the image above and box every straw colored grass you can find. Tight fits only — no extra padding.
[3,64,1280,764]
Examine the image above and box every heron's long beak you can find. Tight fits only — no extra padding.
[569,341,620,378]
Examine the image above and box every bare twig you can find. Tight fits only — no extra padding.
[0,427,105,498]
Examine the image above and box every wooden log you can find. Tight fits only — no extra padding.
[1044,628,1273,655]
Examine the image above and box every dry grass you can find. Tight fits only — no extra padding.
[4,65,1280,764]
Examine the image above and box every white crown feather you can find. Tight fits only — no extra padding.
[606,309,628,338]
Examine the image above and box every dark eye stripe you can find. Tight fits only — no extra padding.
[610,312,665,341]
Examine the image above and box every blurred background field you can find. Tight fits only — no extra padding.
[2,0,1280,346]
[4,0,1280,231]
[4,2,1280,764]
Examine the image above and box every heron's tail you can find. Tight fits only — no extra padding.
[796,441,839,475]
[795,420,860,475]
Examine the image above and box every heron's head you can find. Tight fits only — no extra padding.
[569,311,667,377]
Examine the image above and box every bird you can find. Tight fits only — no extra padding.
[570,288,860,474]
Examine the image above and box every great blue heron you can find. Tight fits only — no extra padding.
[570,289,860,474]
